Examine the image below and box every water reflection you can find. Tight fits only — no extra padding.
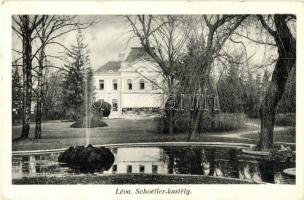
[12,152,65,179]
[12,146,295,184]
[105,147,169,174]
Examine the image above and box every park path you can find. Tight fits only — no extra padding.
[207,120,289,141]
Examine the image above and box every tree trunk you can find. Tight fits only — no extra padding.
[168,109,174,134]
[35,76,42,139]
[188,110,202,141]
[34,51,44,139]
[21,16,32,139]
[34,20,46,139]
[258,15,296,150]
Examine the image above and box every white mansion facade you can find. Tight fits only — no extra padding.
[93,47,164,116]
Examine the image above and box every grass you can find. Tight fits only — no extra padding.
[12,118,295,151]
[161,113,246,133]
[70,117,108,128]
[12,174,255,184]
[12,119,161,151]
[275,113,296,127]
[241,127,296,143]
[207,113,246,132]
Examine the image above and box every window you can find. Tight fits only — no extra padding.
[139,165,145,173]
[126,107,133,111]
[152,165,158,174]
[35,163,42,173]
[127,165,132,173]
[112,165,117,173]
[22,156,29,162]
[99,80,104,90]
[139,79,145,90]
[112,99,118,111]
[113,79,118,90]
[127,79,132,90]
[152,79,157,90]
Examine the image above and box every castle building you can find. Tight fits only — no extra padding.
[93,47,164,117]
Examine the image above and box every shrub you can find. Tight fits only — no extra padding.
[101,101,111,118]
[71,116,108,128]
[208,113,245,132]
[92,101,112,118]
[158,112,245,134]
[42,110,65,120]
[274,113,296,127]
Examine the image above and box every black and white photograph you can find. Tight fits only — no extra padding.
[1,1,303,200]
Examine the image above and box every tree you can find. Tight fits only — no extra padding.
[61,31,91,121]
[256,15,296,150]
[12,15,46,138]
[275,66,296,113]
[241,70,261,118]
[12,15,95,139]
[176,15,248,140]
[217,52,245,113]
[126,15,188,134]
[41,70,64,120]
[33,16,95,138]
[12,64,23,123]
[34,17,47,139]
[127,15,247,137]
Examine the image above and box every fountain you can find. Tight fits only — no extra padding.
[58,71,114,172]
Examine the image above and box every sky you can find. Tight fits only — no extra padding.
[12,15,283,74]
[12,15,139,70]
[58,15,139,69]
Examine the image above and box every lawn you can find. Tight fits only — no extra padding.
[12,118,295,151]
[241,127,296,143]
[12,174,256,184]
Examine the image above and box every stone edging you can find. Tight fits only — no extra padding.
[242,149,270,156]
[283,168,296,177]
[12,142,254,156]
[241,142,296,160]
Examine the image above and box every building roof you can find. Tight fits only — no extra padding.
[125,47,146,62]
[95,61,121,73]
[95,47,153,73]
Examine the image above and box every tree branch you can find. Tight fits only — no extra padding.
[257,15,277,38]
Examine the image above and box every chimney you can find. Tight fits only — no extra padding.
[118,53,125,61]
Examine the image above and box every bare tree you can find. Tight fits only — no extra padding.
[33,16,95,139]
[34,18,47,139]
[178,15,248,140]
[230,15,296,150]
[256,15,296,150]
[41,70,64,121]
[12,15,46,138]
[126,15,188,134]
[126,15,247,137]
[12,15,95,139]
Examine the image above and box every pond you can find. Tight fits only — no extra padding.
[12,145,295,184]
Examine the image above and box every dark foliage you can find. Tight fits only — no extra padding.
[61,31,90,121]
[70,116,108,128]
[93,101,112,118]
[274,113,296,127]
[12,66,23,123]
[159,112,245,134]
[58,144,114,172]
